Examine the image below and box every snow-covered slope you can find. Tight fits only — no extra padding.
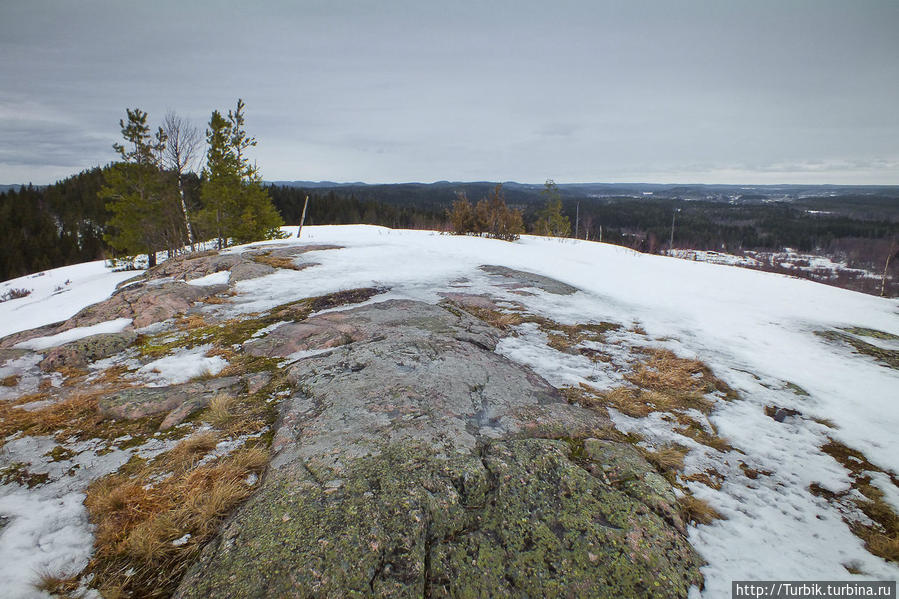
[0,260,140,339]
[1,225,897,597]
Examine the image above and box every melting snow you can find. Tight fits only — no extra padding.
[187,271,230,286]
[14,318,132,351]
[136,344,228,385]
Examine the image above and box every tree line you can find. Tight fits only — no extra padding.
[2,154,897,295]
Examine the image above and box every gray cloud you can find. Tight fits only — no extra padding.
[1,0,897,184]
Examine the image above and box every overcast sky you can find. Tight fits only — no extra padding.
[1,0,897,185]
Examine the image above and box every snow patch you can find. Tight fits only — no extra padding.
[14,318,132,351]
[136,345,228,385]
[187,271,230,286]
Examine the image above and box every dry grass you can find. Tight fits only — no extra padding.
[58,365,89,385]
[673,416,732,452]
[92,364,132,386]
[166,431,221,471]
[1,374,19,387]
[176,314,209,331]
[818,439,899,563]
[683,469,725,490]
[85,446,269,596]
[679,495,724,525]
[203,292,236,305]
[33,570,80,596]
[449,303,525,331]
[207,394,237,430]
[626,348,734,402]
[0,392,100,440]
[852,479,899,563]
[539,320,621,355]
[0,385,158,449]
[642,445,688,473]
[251,252,306,271]
[738,462,772,480]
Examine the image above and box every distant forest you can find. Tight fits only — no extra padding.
[2,169,898,295]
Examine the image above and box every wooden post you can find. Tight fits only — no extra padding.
[296,195,309,238]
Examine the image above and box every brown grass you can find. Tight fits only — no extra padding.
[673,415,732,452]
[683,468,725,490]
[166,431,220,471]
[85,446,269,596]
[58,365,89,385]
[0,386,161,449]
[251,252,306,271]
[642,445,688,473]
[207,394,237,429]
[449,303,524,331]
[538,320,621,353]
[852,479,899,563]
[679,495,724,525]
[739,462,772,480]
[817,439,899,563]
[176,314,209,331]
[92,364,132,386]
[33,570,80,596]
[1,374,19,386]
[0,392,100,440]
[203,293,236,305]
[626,348,734,402]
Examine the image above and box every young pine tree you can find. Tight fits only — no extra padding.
[197,99,283,247]
[100,109,185,267]
[535,179,570,238]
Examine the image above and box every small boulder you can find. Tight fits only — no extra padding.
[99,376,243,429]
[39,331,138,372]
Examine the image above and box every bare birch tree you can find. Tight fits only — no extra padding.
[162,111,202,246]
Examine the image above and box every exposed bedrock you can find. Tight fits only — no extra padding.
[176,300,702,598]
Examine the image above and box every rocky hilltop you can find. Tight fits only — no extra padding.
[2,229,897,598]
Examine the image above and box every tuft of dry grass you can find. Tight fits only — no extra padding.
[683,468,725,490]
[33,570,80,596]
[176,314,209,331]
[85,446,269,596]
[1,374,19,387]
[642,444,688,474]
[673,415,732,452]
[739,462,772,480]
[166,431,220,471]
[203,292,236,305]
[251,252,307,271]
[851,479,899,563]
[626,348,736,403]
[207,394,237,429]
[58,365,89,385]
[452,303,524,331]
[0,392,99,440]
[679,495,724,525]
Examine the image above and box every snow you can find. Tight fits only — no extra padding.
[136,344,228,385]
[2,224,898,596]
[187,271,230,286]
[225,225,899,593]
[0,435,139,598]
[0,260,141,339]
[14,318,132,351]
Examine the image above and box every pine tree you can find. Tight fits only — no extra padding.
[100,108,185,267]
[535,179,571,237]
[197,99,283,247]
